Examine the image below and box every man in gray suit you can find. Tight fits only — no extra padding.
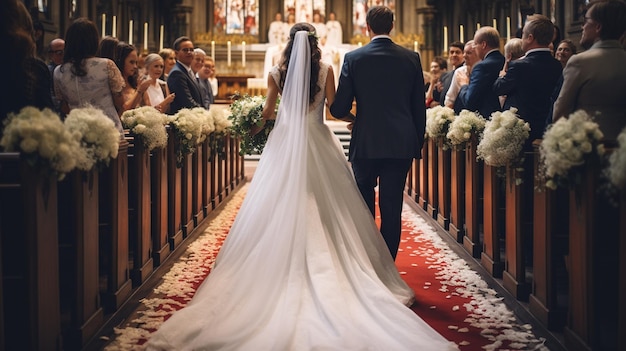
[552,0,626,141]
[330,6,425,260]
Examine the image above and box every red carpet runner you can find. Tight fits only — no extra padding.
[103,184,548,350]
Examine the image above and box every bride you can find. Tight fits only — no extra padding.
[146,23,458,351]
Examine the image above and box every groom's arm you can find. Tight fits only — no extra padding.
[329,56,355,121]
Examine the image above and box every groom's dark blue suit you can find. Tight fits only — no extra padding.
[330,37,426,259]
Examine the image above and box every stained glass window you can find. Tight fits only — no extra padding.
[353,0,395,36]
[215,0,259,35]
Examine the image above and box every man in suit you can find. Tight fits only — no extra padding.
[457,26,505,120]
[553,0,626,141]
[167,36,203,114]
[493,14,562,147]
[193,48,213,109]
[438,41,465,105]
[330,6,426,260]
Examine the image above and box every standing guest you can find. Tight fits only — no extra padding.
[424,56,447,107]
[438,41,465,104]
[193,48,213,109]
[46,38,65,114]
[197,55,216,108]
[116,42,153,113]
[167,36,203,114]
[493,14,562,147]
[97,35,120,61]
[311,13,328,43]
[267,12,286,45]
[1,0,54,123]
[142,53,175,114]
[457,26,505,119]
[553,0,626,141]
[158,48,176,81]
[325,12,343,47]
[445,40,481,111]
[330,6,426,260]
[206,56,219,101]
[554,39,577,68]
[53,18,125,133]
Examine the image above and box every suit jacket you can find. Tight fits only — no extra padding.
[197,77,213,109]
[458,50,505,119]
[493,50,562,143]
[167,61,203,114]
[439,63,463,105]
[553,40,626,140]
[330,37,426,161]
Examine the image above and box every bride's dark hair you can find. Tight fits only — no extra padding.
[279,22,322,103]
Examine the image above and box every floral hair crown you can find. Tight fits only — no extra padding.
[308,31,318,39]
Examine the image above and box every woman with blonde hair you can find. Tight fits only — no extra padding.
[142,53,175,113]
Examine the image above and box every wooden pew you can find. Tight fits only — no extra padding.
[151,146,170,266]
[0,154,62,351]
[167,129,184,249]
[481,164,504,277]
[449,146,465,242]
[418,139,429,210]
[127,137,154,286]
[181,151,195,238]
[436,140,451,230]
[192,143,205,226]
[427,138,439,218]
[463,138,482,258]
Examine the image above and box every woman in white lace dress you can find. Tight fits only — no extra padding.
[146,23,457,351]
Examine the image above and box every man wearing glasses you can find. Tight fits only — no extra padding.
[167,36,203,114]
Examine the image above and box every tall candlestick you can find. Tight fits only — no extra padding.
[112,16,117,37]
[460,24,464,43]
[476,22,480,31]
[413,40,418,52]
[143,22,148,51]
[241,41,246,67]
[101,14,106,38]
[129,20,133,45]
[358,42,362,47]
[443,26,448,54]
[227,41,231,67]
[159,25,164,51]
[493,18,497,29]
[211,41,215,60]
[506,17,511,41]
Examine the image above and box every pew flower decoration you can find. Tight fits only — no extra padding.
[606,127,626,189]
[446,109,487,148]
[121,106,169,151]
[169,107,212,166]
[64,106,120,171]
[477,107,530,168]
[228,93,278,155]
[426,106,456,149]
[208,106,233,159]
[539,110,605,190]
[0,107,79,180]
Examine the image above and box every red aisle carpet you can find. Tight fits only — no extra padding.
[103,184,548,350]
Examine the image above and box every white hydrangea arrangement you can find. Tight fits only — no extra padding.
[426,106,456,148]
[121,106,169,151]
[477,108,530,168]
[539,110,605,190]
[446,109,487,148]
[0,107,80,180]
[64,106,120,171]
[606,127,626,189]
[209,106,233,134]
[169,107,213,164]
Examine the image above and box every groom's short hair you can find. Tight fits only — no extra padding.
[366,6,393,35]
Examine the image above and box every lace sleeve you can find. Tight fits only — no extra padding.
[269,66,282,92]
[107,59,125,93]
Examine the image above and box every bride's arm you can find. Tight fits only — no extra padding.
[250,74,279,136]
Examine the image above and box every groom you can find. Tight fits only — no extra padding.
[330,6,426,260]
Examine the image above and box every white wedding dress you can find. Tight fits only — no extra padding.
[146,32,457,351]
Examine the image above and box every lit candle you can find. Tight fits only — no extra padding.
[358,42,362,47]
[506,17,511,41]
[143,22,148,51]
[227,41,231,67]
[413,40,418,52]
[476,22,480,31]
[443,26,448,54]
[159,25,164,51]
[112,16,117,37]
[211,41,215,61]
[129,20,133,45]
[241,41,246,67]
[460,24,464,43]
[101,14,106,38]
[493,18,497,29]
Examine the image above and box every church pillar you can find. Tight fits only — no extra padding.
[416,5,437,70]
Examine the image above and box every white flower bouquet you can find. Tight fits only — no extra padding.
[606,127,626,189]
[426,106,455,148]
[540,110,605,190]
[446,109,487,148]
[228,94,277,155]
[209,106,233,134]
[121,106,169,151]
[169,107,213,165]
[1,107,79,180]
[477,108,530,167]
[64,106,120,171]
